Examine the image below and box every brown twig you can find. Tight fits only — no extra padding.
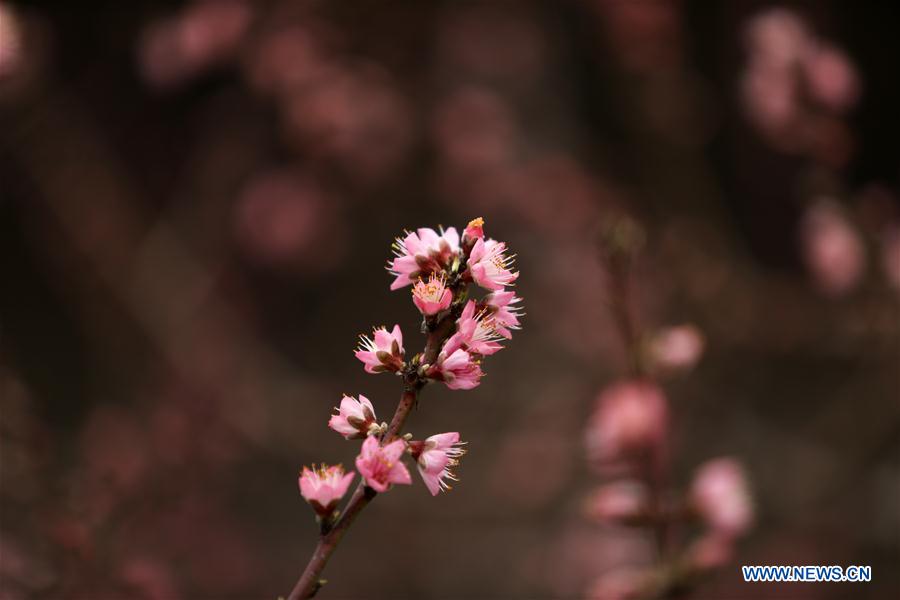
[599,224,673,564]
[287,307,460,600]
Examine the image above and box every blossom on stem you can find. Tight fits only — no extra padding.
[412,272,453,316]
[388,227,460,290]
[466,238,518,291]
[586,568,652,600]
[800,200,865,296]
[685,533,736,571]
[427,345,484,390]
[583,480,650,525]
[482,290,523,339]
[689,457,754,538]
[585,380,668,467]
[298,464,355,517]
[408,432,467,496]
[648,324,705,373]
[445,300,504,356]
[328,394,381,439]
[355,437,412,492]
[462,217,484,246]
[355,325,404,374]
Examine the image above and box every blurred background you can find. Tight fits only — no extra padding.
[1,0,898,598]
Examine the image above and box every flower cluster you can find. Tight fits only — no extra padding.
[375,217,522,390]
[583,383,755,598]
[583,377,754,595]
[584,224,752,598]
[299,218,522,524]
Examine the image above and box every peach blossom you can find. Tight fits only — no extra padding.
[355,437,412,493]
[328,394,379,439]
[299,464,355,516]
[355,325,405,374]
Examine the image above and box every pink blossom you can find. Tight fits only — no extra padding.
[583,481,649,525]
[355,325,405,373]
[0,3,23,79]
[445,300,503,356]
[803,44,860,112]
[411,273,453,316]
[462,216,485,245]
[744,8,809,68]
[139,0,252,89]
[801,200,865,296]
[483,290,523,338]
[649,324,705,373]
[298,464,355,516]
[585,380,669,466]
[409,432,467,495]
[328,394,379,439]
[427,347,484,390]
[466,238,518,291]
[355,437,412,492]
[387,227,460,290]
[585,568,649,600]
[685,533,735,571]
[690,457,754,538]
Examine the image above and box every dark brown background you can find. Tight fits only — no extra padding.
[1,1,898,598]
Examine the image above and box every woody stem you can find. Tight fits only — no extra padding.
[287,311,458,600]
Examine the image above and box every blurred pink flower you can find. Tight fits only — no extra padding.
[409,432,467,496]
[328,394,379,440]
[690,457,754,538]
[355,325,405,374]
[585,567,650,600]
[467,238,518,291]
[800,200,866,296]
[0,2,23,79]
[585,381,669,467]
[483,290,523,339]
[428,347,483,390]
[803,44,860,112]
[744,8,810,68]
[355,437,411,493]
[741,61,797,133]
[244,25,334,96]
[740,7,861,158]
[649,324,705,373]
[139,0,252,88]
[583,481,650,525]
[282,64,413,180]
[119,556,181,600]
[446,300,503,357]
[299,464,355,516]
[388,227,460,290]
[412,273,453,316]
[685,533,735,571]
[234,169,345,271]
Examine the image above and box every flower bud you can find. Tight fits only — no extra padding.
[328,394,378,439]
[689,457,754,538]
[585,380,669,467]
[298,464,355,517]
[355,325,405,373]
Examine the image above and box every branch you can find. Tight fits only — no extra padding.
[287,312,456,600]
